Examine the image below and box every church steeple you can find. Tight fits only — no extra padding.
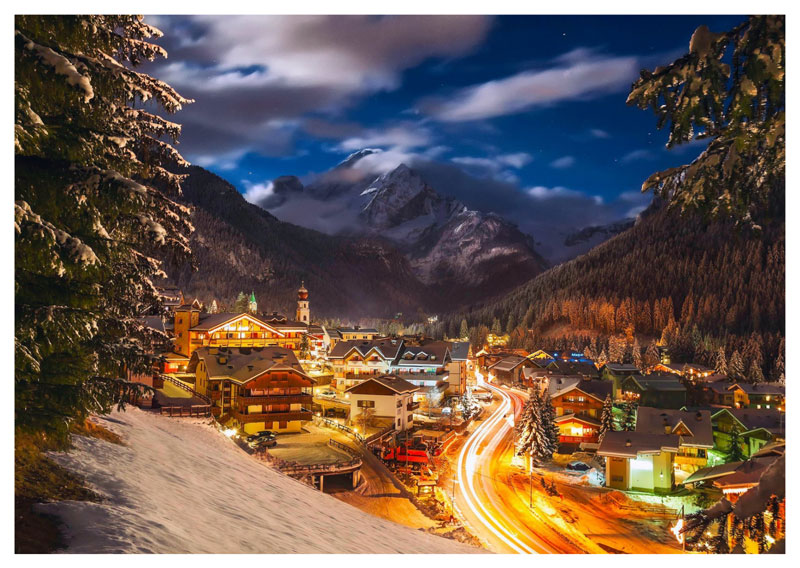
[248,291,257,314]
[296,281,309,324]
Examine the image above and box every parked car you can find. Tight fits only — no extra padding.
[252,437,277,449]
[319,390,336,399]
[565,461,591,474]
[246,430,276,447]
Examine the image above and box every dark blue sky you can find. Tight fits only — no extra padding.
[147,15,745,233]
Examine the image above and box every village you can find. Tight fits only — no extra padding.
[128,283,785,553]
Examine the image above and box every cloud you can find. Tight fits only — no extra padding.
[423,48,639,122]
[620,148,654,163]
[337,123,433,152]
[242,180,275,204]
[589,128,611,139]
[145,15,492,164]
[550,155,576,169]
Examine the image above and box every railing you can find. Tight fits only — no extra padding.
[559,434,597,443]
[237,394,312,406]
[231,409,313,424]
[313,415,365,444]
[407,401,420,411]
[160,405,212,417]
[160,374,211,404]
[364,425,395,446]
[328,438,360,458]
[257,446,362,475]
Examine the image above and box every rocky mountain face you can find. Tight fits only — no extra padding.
[262,153,549,305]
[160,166,432,319]
[558,218,636,263]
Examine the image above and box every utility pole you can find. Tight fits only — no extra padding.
[529,455,533,508]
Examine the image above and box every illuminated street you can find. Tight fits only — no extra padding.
[454,376,562,553]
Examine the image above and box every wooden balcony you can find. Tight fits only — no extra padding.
[407,401,420,411]
[236,394,312,407]
[231,409,313,424]
[559,434,598,444]
[675,454,708,466]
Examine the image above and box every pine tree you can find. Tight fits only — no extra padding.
[725,425,747,463]
[751,512,768,553]
[299,333,310,360]
[728,350,746,382]
[597,348,608,368]
[584,344,595,362]
[538,391,560,461]
[632,338,642,369]
[209,299,218,314]
[748,359,764,384]
[772,339,785,383]
[515,390,540,457]
[233,291,249,313]
[491,317,502,335]
[459,318,469,340]
[644,341,660,369]
[715,346,728,375]
[15,16,192,443]
[627,16,784,229]
[622,402,638,431]
[599,395,615,441]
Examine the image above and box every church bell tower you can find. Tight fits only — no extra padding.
[296,281,310,324]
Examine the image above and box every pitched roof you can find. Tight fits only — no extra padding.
[597,431,680,458]
[338,327,379,334]
[549,378,611,401]
[552,361,599,377]
[448,341,470,361]
[729,382,785,396]
[624,375,686,392]
[554,413,601,427]
[190,312,285,334]
[328,338,404,360]
[712,408,785,436]
[345,375,419,395]
[635,407,714,448]
[489,355,527,371]
[396,343,450,367]
[604,363,640,373]
[141,315,167,334]
[188,346,313,385]
[713,455,782,489]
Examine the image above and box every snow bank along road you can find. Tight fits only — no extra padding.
[40,408,478,553]
[455,381,562,553]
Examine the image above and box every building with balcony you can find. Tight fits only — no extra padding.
[328,338,404,391]
[188,346,315,434]
[620,374,687,409]
[726,382,785,410]
[600,363,641,399]
[710,408,785,459]
[346,375,419,432]
[548,377,612,447]
[634,407,714,481]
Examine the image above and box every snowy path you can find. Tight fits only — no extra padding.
[39,408,477,553]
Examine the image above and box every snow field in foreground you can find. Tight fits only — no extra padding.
[40,408,477,553]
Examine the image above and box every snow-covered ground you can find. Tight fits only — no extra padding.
[39,408,477,553]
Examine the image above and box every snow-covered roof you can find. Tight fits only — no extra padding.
[188,346,313,385]
[597,431,680,459]
[635,407,714,448]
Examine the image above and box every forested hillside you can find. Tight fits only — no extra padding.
[161,166,434,319]
[445,201,784,380]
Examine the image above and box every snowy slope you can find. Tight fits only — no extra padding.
[39,408,477,554]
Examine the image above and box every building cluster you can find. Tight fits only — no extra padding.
[476,345,785,496]
[141,284,471,437]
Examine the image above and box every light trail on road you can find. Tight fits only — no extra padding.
[455,373,558,554]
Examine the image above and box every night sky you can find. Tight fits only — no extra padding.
[145,15,746,234]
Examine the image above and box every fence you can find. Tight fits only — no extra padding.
[159,374,211,403]
[313,415,365,444]
[256,445,362,476]
[159,405,212,417]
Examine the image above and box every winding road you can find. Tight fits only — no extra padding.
[454,377,568,554]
